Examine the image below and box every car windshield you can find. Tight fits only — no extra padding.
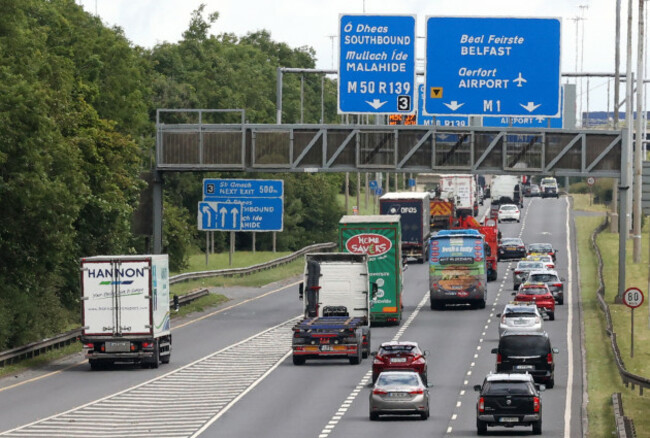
[517,262,544,270]
[519,287,548,296]
[502,239,521,245]
[541,178,556,185]
[379,345,417,355]
[500,336,549,356]
[500,205,517,211]
[529,244,552,252]
[377,373,420,387]
[483,381,534,395]
[529,274,557,283]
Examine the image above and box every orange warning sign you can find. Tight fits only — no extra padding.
[430,87,443,98]
[430,200,453,216]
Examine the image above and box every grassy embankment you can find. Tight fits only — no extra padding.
[574,193,650,437]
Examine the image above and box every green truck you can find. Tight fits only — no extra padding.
[338,215,403,325]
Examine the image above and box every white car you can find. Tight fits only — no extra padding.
[497,303,544,337]
[497,204,521,223]
[526,254,555,270]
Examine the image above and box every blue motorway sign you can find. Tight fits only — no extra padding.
[203,179,283,198]
[339,14,416,114]
[198,198,283,232]
[200,179,284,232]
[416,84,469,126]
[424,17,561,117]
[482,85,565,128]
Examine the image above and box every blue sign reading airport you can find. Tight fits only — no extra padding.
[339,14,416,114]
[482,85,565,128]
[424,17,561,117]
[199,179,284,232]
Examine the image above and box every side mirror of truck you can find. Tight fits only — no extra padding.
[298,283,304,300]
[552,348,559,354]
[424,350,429,357]
[173,294,180,312]
[473,384,482,392]
[491,348,498,354]
[372,282,378,297]
[536,384,546,392]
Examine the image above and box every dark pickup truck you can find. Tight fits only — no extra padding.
[474,373,544,435]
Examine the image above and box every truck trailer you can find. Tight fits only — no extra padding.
[292,253,373,365]
[80,255,171,370]
[338,215,403,325]
[379,192,430,263]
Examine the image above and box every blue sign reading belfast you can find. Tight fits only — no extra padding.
[424,17,561,117]
[339,14,416,114]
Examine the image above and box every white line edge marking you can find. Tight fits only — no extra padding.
[564,197,574,437]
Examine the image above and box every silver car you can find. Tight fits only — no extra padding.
[369,371,430,420]
[497,303,543,337]
[512,261,545,290]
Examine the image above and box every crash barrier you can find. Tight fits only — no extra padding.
[0,242,336,368]
[169,242,336,284]
[612,393,637,438]
[591,218,642,435]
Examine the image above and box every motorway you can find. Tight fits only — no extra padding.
[0,196,582,437]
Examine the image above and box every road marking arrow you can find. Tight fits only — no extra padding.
[520,102,542,112]
[365,99,387,109]
[443,101,464,111]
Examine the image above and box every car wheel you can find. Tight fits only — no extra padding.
[370,412,380,421]
[517,219,520,223]
[547,376,555,389]
[420,371,428,386]
[549,312,555,321]
[421,408,429,420]
[477,299,486,309]
[477,418,488,435]
[292,355,305,366]
[532,419,542,434]
[558,297,564,305]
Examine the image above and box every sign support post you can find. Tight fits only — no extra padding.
[623,287,644,357]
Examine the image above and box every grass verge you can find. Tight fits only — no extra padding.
[577,213,650,437]
[0,343,82,379]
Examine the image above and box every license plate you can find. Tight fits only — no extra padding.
[105,341,130,353]
[320,345,332,352]
[506,246,516,251]
[500,417,519,423]
[513,319,527,325]
[391,358,407,363]
[515,365,535,370]
[388,392,408,398]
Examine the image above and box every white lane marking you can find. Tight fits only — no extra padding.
[317,292,430,437]
[564,197,574,437]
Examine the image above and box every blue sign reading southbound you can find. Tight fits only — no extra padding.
[339,14,416,114]
[424,17,561,117]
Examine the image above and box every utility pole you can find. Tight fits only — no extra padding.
[327,35,337,70]
[634,0,646,262]
[572,15,585,126]
[579,5,589,126]
[626,0,635,240]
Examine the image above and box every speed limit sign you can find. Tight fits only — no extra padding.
[586,176,596,186]
[623,287,644,308]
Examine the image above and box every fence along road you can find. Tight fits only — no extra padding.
[0,317,299,438]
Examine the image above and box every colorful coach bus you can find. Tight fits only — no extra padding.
[429,229,487,310]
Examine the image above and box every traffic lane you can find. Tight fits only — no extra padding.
[199,263,431,438]
[308,269,509,437]
[0,278,305,433]
[450,196,579,437]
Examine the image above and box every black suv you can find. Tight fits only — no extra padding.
[474,373,543,435]
[491,331,559,388]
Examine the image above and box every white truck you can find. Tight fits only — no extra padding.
[490,175,523,210]
[292,253,374,365]
[440,174,480,217]
[539,177,559,198]
[80,255,171,370]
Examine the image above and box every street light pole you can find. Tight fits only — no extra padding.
[634,0,646,262]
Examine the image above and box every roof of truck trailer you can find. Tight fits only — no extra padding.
[380,192,429,200]
[339,215,401,223]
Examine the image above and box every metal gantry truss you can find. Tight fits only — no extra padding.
[156,120,623,178]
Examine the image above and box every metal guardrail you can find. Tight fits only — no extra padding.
[590,218,640,435]
[0,242,335,368]
[612,393,637,438]
[169,242,336,284]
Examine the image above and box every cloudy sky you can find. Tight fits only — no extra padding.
[76,0,636,111]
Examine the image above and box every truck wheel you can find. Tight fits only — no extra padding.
[89,359,103,371]
[143,341,160,369]
[292,356,305,365]
[362,331,371,359]
[161,352,170,364]
[350,347,362,365]
[532,419,542,434]
[477,419,487,435]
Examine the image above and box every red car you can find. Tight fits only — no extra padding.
[514,283,555,321]
[372,341,428,384]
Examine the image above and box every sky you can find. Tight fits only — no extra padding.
[76,0,638,112]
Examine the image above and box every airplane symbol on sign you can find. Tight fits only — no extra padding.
[513,72,527,87]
